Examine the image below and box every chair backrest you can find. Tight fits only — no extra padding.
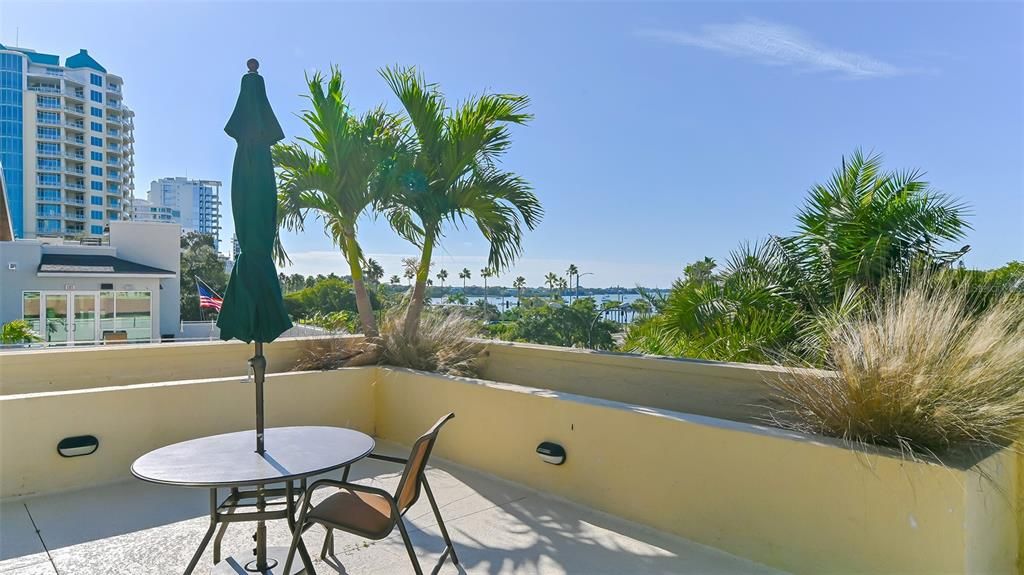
[394,412,454,514]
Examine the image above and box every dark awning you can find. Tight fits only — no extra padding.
[38,254,175,277]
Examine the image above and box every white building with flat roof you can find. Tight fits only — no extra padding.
[0,44,135,241]
[0,220,180,344]
[130,177,222,250]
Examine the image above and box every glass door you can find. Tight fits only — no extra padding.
[44,293,69,344]
[73,293,98,344]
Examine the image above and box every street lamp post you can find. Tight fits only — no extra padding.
[576,272,594,303]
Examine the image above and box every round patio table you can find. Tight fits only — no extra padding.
[132,426,374,575]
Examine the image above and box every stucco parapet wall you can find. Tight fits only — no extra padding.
[474,339,831,424]
[0,335,364,395]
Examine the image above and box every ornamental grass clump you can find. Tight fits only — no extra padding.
[769,280,1024,457]
[381,307,484,377]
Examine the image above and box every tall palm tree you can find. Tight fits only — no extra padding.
[380,66,543,339]
[274,68,403,337]
[566,264,578,302]
[402,257,418,287]
[436,268,448,289]
[544,272,559,298]
[389,275,401,286]
[481,267,493,309]
[513,276,526,304]
[459,268,471,292]
[362,258,385,285]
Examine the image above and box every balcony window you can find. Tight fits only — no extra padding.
[90,122,103,133]
[91,181,103,191]
[91,151,102,161]
[37,142,61,155]
[37,127,60,140]
[90,136,103,146]
[90,90,103,103]
[37,158,61,171]
[37,189,62,202]
[90,73,103,87]
[37,96,60,109]
[90,210,103,220]
[90,225,104,235]
[37,205,61,217]
[90,196,103,206]
[37,112,60,125]
[38,174,60,185]
[91,107,103,118]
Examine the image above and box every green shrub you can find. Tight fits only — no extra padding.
[1,320,42,345]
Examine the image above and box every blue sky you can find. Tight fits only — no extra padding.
[4,1,1022,287]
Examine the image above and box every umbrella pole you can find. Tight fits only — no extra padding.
[253,342,266,455]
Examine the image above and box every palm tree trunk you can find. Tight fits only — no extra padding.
[403,234,435,339]
[344,233,378,337]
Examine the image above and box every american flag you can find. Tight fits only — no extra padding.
[197,280,223,311]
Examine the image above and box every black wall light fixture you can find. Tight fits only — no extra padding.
[536,441,566,465]
[57,435,99,458]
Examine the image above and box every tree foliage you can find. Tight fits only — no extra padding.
[284,277,378,320]
[626,151,975,364]
[487,298,619,350]
[180,232,228,321]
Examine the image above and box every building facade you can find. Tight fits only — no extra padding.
[0,221,180,344]
[0,44,135,241]
[130,177,221,250]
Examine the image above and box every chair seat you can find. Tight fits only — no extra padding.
[309,488,396,539]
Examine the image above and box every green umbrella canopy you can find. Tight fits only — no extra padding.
[217,64,292,343]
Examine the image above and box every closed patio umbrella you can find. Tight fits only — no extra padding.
[217,58,292,457]
[216,58,293,574]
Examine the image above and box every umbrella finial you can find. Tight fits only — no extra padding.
[247,58,259,74]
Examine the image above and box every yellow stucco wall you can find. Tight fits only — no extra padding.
[478,341,823,424]
[0,369,375,499]
[375,367,1019,575]
[1,342,1019,574]
[0,336,359,395]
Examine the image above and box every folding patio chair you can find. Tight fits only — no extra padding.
[283,413,459,575]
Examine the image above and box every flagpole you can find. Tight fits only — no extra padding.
[194,276,206,322]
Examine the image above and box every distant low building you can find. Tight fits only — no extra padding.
[0,220,181,344]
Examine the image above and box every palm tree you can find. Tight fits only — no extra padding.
[459,268,471,292]
[436,268,448,289]
[389,275,401,286]
[402,257,418,287]
[274,68,403,337]
[625,150,971,364]
[362,258,385,285]
[790,149,970,304]
[544,272,559,298]
[481,267,493,309]
[557,277,568,298]
[566,264,578,302]
[380,66,543,339]
[513,276,526,304]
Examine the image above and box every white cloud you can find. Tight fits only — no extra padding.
[640,20,908,79]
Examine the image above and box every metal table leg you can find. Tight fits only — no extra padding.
[213,487,239,563]
[183,489,219,575]
[286,480,316,573]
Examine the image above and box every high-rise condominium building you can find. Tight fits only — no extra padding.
[0,45,135,240]
[130,177,222,250]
